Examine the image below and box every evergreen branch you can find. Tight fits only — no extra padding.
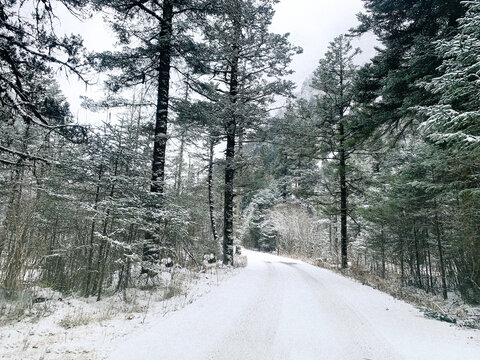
[0,145,54,164]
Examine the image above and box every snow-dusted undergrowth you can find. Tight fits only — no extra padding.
[341,265,480,329]
[0,265,238,360]
[270,250,480,330]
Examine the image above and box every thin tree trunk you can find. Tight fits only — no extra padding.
[400,235,405,286]
[339,122,348,268]
[234,127,243,239]
[381,226,386,279]
[84,167,103,297]
[96,241,110,301]
[413,220,423,289]
[281,152,288,199]
[423,229,434,293]
[329,217,333,261]
[94,152,119,298]
[175,132,185,195]
[434,199,448,299]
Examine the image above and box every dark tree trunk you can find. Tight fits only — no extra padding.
[223,29,239,265]
[84,168,103,297]
[413,220,423,288]
[281,152,288,199]
[234,127,244,238]
[339,122,348,268]
[223,127,235,265]
[400,235,405,286]
[151,0,174,194]
[143,1,174,267]
[434,199,448,299]
[427,240,434,293]
[423,229,434,293]
[381,226,386,278]
[208,139,218,244]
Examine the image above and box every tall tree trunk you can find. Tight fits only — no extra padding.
[381,226,386,279]
[143,1,174,267]
[339,122,348,268]
[151,0,174,194]
[234,127,244,240]
[329,217,333,260]
[208,139,218,244]
[94,152,120,299]
[223,119,236,265]
[223,24,240,265]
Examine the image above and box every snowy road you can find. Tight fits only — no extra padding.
[108,250,480,360]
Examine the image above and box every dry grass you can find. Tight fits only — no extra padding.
[338,264,480,329]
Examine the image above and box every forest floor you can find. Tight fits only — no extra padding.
[1,250,480,359]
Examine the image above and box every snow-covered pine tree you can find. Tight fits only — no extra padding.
[309,35,361,268]
[416,0,480,302]
[186,0,301,264]
[0,0,88,165]
[89,0,218,270]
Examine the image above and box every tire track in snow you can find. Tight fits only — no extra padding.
[205,261,284,360]
[285,263,402,359]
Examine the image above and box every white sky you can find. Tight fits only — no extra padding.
[55,0,377,124]
[270,0,377,88]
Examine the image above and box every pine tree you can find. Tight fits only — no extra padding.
[309,35,361,268]
[90,0,219,269]
[418,0,480,150]
[186,0,300,264]
[354,0,465,140]
[0,0,87,165]
[416,0,480,302]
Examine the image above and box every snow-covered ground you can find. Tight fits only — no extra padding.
[106,250,480,360]
[2,250,479,359]
[0,266,237,359]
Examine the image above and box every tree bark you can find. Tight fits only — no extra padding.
[223,126,236,265]
[413,220,423,288]
[143,1,174,267]
[434,199,448,299]
[339,122,348,268]
[234,127,244,239]
[400,235,405,286]
[150,0,174,195]
[223,24,240,265]
[381,226,386,278]
[208,139,218,244]
[84,170,102,297]
[175,132,185,195]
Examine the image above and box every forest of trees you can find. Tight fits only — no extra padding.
[1,0,480,306]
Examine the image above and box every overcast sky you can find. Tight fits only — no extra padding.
[56,0,377,123]
[271,0,377,88]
